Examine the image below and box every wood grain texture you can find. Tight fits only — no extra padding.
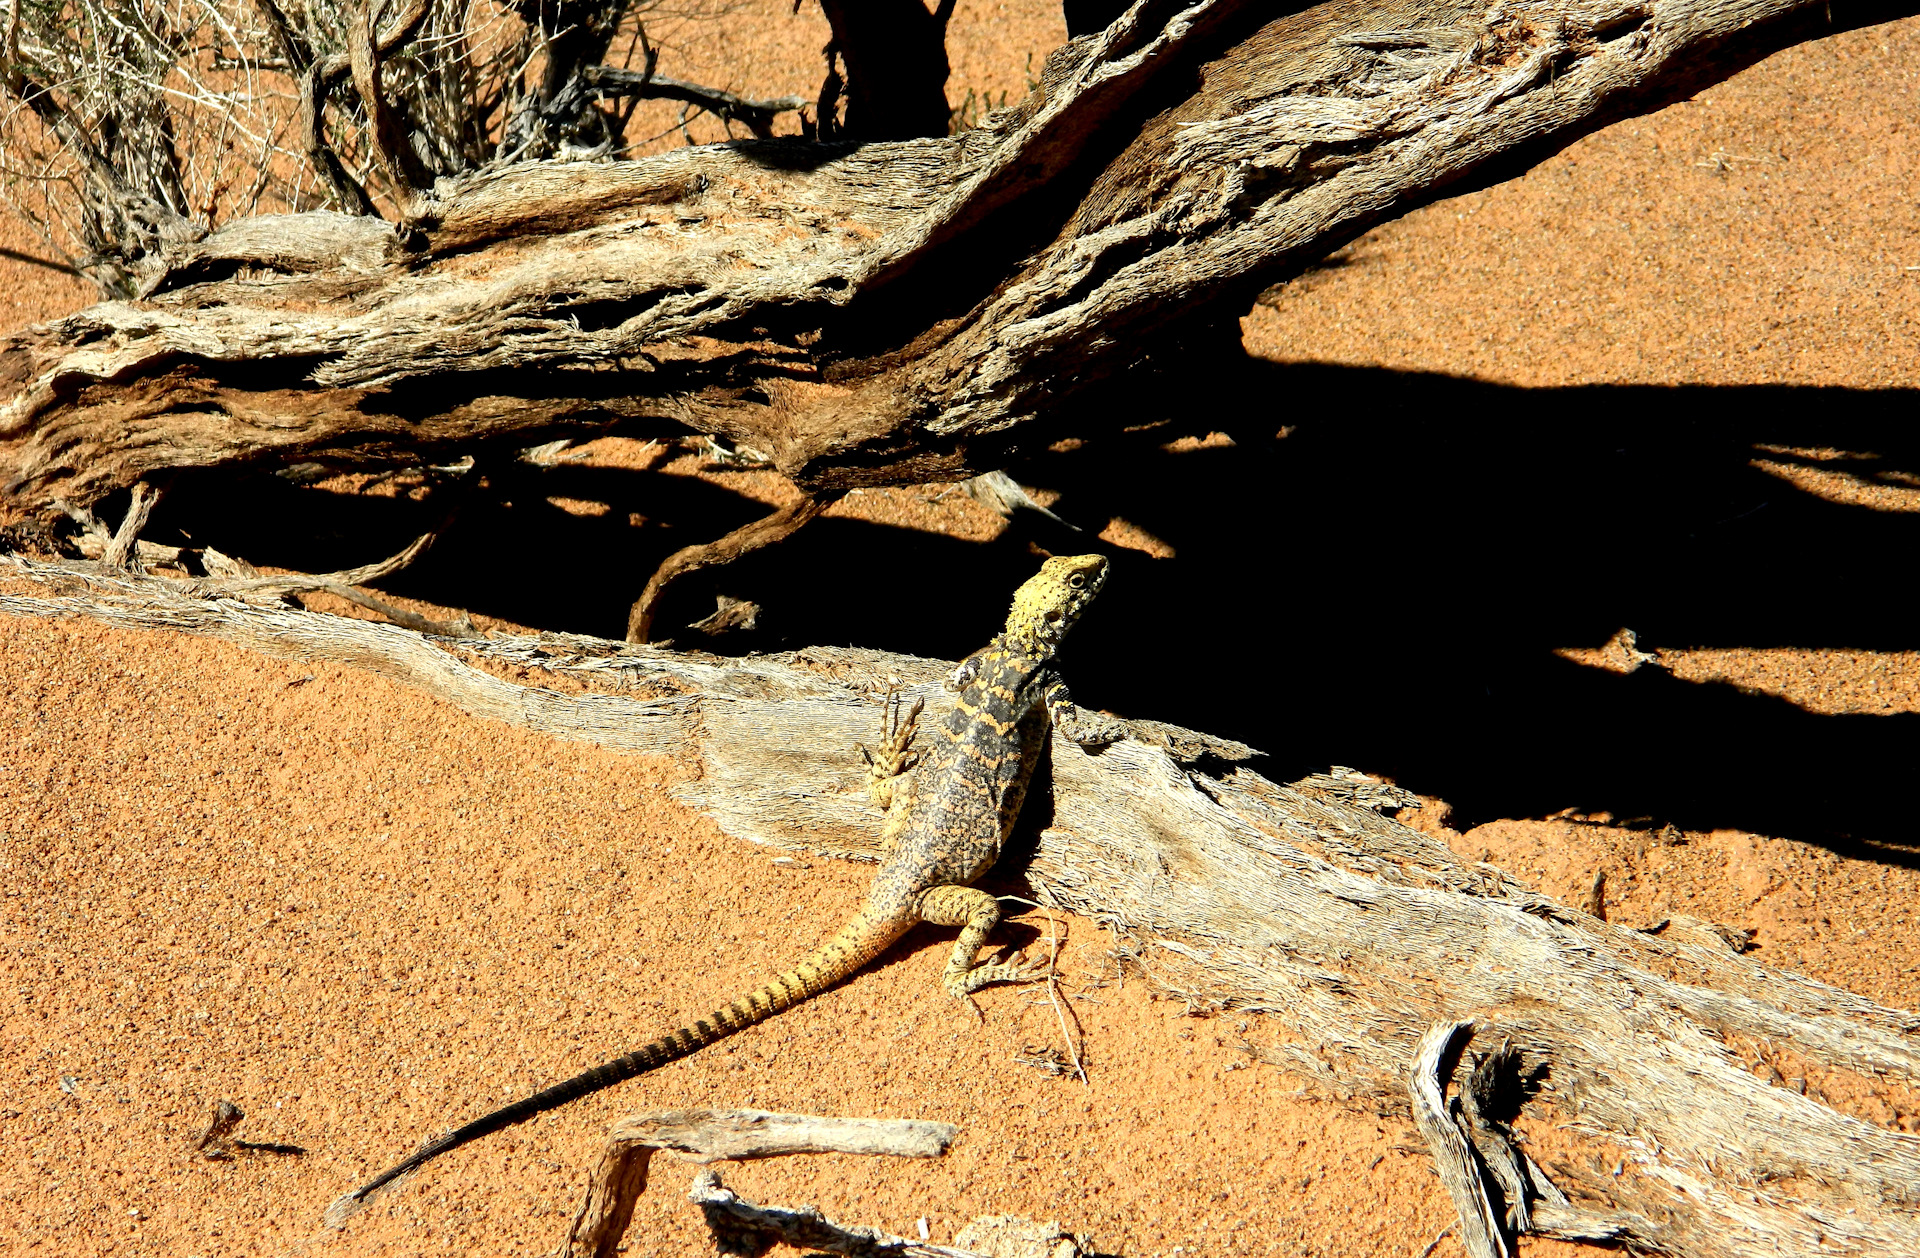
[4,555,1917,1258]
[5,0,1910,511]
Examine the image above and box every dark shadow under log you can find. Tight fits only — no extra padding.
[626,494,834,644]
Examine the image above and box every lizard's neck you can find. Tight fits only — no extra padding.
[998,615,1080,660]
[987,630,1057,669]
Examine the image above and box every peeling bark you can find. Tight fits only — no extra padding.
[3,555,1916,1258]
[5,0,1910,515]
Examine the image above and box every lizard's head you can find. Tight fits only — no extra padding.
[1003,554,1108,654]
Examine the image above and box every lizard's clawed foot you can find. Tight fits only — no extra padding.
[945,954,1053,1014]
[859,691,925,808]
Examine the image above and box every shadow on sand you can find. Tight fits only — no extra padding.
[152,355,1920,864]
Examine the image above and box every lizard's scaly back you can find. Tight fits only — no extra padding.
[1002,555,1108,656]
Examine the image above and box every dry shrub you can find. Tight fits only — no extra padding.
[0,0,716,296]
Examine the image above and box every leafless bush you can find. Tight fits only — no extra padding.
[0,0,751,297]
[1,0,303,293]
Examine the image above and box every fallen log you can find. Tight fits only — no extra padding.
[5,0,1912,518]
[2,552,1915,1256]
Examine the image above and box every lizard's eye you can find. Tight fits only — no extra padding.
[1068,574,1085,588]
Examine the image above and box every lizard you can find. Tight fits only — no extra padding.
[325,552,1122,1226]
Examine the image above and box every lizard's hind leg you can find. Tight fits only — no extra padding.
[918,885,1050,1011]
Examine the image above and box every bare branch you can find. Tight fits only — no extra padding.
[584,67,807,140]
[101,480,163,573]
[565,1109,959,1258]
[626,495,836,644]
[209,527,437,597]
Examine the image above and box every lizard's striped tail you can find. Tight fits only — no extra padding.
[324,913,900,1228]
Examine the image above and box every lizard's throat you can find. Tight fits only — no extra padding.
[1001,620,1066,657]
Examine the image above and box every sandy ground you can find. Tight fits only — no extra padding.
[5,6,1920,1258]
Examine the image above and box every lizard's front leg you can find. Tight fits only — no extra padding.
[859,691,925,812]
[918,885,1049,1012]
[1046,681,1129,747]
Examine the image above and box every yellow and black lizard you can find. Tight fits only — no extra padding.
[327,553,1121,1224]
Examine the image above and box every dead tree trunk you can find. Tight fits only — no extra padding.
[3,554,1916,1258]
[4,0,1912,513]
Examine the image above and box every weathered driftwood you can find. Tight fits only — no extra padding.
[4,0,1910,514]
[610,1108,960,1165]
[3,555,1918,1258]
[564,1109,959,1258]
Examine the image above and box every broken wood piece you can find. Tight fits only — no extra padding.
[57,496,184,567]
[1642,914,1753,954]
[611,1108,958,1163]
[199,546,260,579]
[962,472,1080,532]
[566,1140,656,1258]
[690,595,760,635]
[79,534,184,568]
[626,494,832,644]
[564,1109,960,1258]
[1583,868,1607,921]
[952,1216,1088,1258]
[1407,1021,1511,1258]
